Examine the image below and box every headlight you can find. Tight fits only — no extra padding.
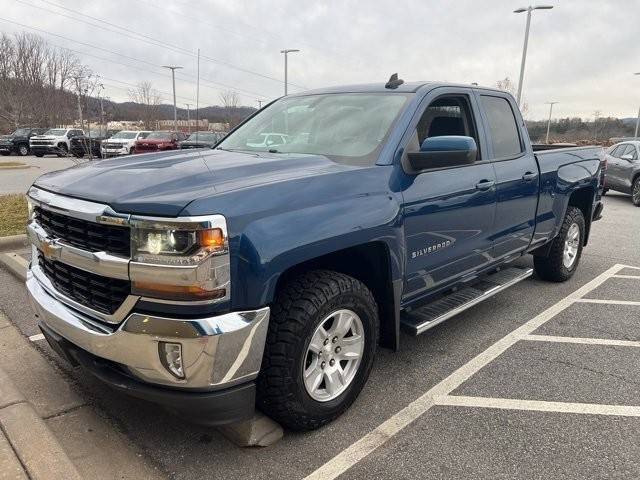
[27,197,35,221]
[129,215,230,302]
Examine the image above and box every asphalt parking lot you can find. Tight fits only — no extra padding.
[0,191,639,479]
[0,155,79,195]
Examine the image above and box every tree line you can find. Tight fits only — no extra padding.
[0,32,253,133]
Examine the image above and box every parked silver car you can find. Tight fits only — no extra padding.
[603,141,640,206]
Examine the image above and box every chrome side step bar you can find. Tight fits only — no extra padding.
[400,266,533,336]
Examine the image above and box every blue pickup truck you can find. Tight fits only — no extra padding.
[25,78,604,431]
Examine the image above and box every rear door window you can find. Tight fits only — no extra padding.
[480,95,523,159]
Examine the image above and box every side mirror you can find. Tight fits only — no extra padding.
[407,136,477,173]
[621,154,634,161]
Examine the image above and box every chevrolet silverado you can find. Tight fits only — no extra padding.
[26,78,604,431]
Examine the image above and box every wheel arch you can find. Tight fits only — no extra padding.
[272,241,401,351]
[567,186,595,245]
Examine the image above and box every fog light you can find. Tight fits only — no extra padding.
[158,342,184,379]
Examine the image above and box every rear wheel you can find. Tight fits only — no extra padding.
[632,177,640,206]
[257,270,378,431]
[0,151,9,156]
[34,152,44,158]
[18,145,29,156]
[534,206,585,282]
[56,144,68,157]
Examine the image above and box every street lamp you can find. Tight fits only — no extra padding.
[162,65,183,131]
[185,103,191,134]
[280,49,300,96]
[634,73,640,138]
[514,5,553,105]
[545,101,558,144]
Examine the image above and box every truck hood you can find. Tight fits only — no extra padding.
[136,138,171,145]
[32,149,354,216]
[31,135,58,141]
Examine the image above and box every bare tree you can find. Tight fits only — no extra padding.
[128,81,161,129]
[0,32,82,129]
[219,90,240,128]
[496,76,528,117]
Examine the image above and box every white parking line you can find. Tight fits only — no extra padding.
[436,395,640,417]
[575,298,640,306]
[28,333,45,342]
[524,334,640,348]
[611,274,640,279]
[304,264,627,480]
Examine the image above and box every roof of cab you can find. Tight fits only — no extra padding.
[289,81,505,96]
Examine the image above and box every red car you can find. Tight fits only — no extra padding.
[133,131,186,153]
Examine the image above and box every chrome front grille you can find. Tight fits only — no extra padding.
[38,252,130,315]
[34,206,130,257]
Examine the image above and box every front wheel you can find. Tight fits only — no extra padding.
[257,270,378,431]
[56,144,68,157]
[632,177,640,207]
[534,206,585,282]
[18,145,29,156]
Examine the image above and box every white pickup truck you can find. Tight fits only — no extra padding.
[101,130,152,157]
[29,128,84,157]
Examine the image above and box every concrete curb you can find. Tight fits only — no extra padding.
[0,252,28,281]
[0,234,27,253]
[0,366,82,480]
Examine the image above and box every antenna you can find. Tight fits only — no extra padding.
[385,73,404,89]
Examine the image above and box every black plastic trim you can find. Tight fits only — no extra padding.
[39,322,256,426]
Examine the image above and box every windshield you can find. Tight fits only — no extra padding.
[12,128,29,136]
[187,133,216,141]
[217,93,410,165]
[111,131,137,139]
[45,129,66,136]
[146,132,171,140]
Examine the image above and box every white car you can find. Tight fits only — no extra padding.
[29,128,84,157]
[101,131,152,157]
[246,133,289,149]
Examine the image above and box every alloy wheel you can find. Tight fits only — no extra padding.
[563,222,580,269]
[302,309,364,402]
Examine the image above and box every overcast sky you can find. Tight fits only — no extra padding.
[1,0,637,120]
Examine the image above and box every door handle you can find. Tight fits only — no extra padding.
[475,179,495,191]
[522,172,537,182]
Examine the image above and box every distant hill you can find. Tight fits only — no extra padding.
[99,99,256,124]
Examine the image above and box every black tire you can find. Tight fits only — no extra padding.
[632,177,640,207]
[18,145,29,156]
[257,270,379,431]
[0,151,9,156]
[534,206,585,282]
[129,147,135,155]
[56,144,68,157]
[34,153,44,158]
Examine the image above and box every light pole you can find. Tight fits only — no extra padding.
[185,103,191,134]
[280,49,300,96]
[634,73,640,138]
[514,5,553,105]
[162,65,183,131]
[545,101,558,144]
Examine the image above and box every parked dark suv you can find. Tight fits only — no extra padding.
[0,128,47,156]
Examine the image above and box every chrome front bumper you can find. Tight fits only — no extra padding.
[27,270,270,391]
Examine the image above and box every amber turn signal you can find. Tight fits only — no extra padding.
[198,228,225,248]
[132,281,226,301]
